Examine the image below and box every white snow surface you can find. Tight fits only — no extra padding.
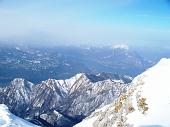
[127,58,170,127]
[0,104,39,127]
[75,58,170,127]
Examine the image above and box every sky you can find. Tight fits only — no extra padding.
[0,0,170,47]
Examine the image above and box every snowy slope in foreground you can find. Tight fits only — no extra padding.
[0,104,39,127]
[75,58,170,127]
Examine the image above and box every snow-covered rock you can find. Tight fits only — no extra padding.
[0,78,34,117]
[0,104,39,127]
[0,73,129,126]
[75,58,170,127]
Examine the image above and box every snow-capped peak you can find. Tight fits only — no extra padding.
[0,104,39,127]
[11,78,25,86]
[73,73,86,79]
[75,58,170,127]
[11,78,34,89]
[112,44,129,50]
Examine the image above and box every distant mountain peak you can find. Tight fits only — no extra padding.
[72,73,87,79]
[112,44,129,50]
[9,78,34,93]
[12,78,25,84]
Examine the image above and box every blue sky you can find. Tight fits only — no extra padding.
[0,0,170,46]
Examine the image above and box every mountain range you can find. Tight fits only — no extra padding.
[0,44,152,85]
[0,73,131,127]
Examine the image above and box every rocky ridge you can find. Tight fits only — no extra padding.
[0,73,130,127]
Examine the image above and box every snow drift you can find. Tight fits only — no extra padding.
[0,104,39,127]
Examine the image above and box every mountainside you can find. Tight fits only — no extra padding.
[0,79,34,117]
[75,58,170,127]
[0,73,130,127]
[0,104,39,127]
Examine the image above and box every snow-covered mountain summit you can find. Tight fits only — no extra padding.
[0,104,39,127]
[75,58,170,127]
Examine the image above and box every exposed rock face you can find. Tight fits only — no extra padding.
[39,110,74,127]
[74,58,170,127]
[0,73,130,127]
[0,78,34,117]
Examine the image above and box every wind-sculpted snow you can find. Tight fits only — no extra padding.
[0,73,129,126]
[75,58,170,127]
[0,104,39,127]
